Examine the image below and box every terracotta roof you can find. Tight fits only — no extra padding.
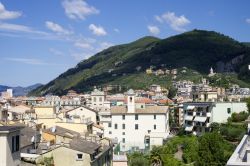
[158,99,173,104]
[110,105,168,114]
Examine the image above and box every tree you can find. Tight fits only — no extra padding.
[150,146,163,166]
[210,122,220,132]
[168,87,177,99]
[128,152,150,166]
[245,97,250,114]
[196,132,227,166]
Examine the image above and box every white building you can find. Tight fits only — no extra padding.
[226,118,250,166]
[0,126,23,166]
[183,102,247,134]
[99,89,169,152]
[91,88,106,108]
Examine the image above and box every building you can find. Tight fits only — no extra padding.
[183,102,247,135]
[99,89,169,152]
[91,88,106,109]
[37,137,113,166]
[113,155,128,166]
[226,118,250,166]
[0,126,23,166]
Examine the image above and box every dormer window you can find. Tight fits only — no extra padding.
[76,153,83,160]
[130,97,132,102]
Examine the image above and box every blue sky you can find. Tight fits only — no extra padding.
[0,0,250,86]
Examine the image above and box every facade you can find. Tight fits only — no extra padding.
[99,89,169,152]
[91,88,106,109]
[0,126,23,166]
[65,106,98,124]
[183,102,247,134]
[38,137,112,166]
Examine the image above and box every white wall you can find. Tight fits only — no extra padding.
[0,131,21,166]
[212,102,247,123]
[104,114,168,151]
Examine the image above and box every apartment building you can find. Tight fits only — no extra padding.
[183,102,247,135]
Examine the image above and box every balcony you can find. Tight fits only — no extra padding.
[184,115,194,121]
[185,125,194,132]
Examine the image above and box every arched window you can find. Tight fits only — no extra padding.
[130,97,132,102]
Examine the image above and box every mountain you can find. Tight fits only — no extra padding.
[29,30,250,96]
[0,83,43,96]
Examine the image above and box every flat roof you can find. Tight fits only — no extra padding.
[0,126,23,133]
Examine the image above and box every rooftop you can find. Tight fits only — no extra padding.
[0,126,23,133]
[69,137,100,154]
[110,105,168,114]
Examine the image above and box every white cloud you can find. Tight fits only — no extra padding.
[89,24,107,36]
[45,21,72,35]
[147,25,160,35]
[155,15,163,23]
[246,18,250,24]
[0,22,47,34]
[5,57,49,65]
[49,48,64,56]
[62,0,99,20]
[114,28,120,33]
[156,12,190,32]
[0,2,22,20]
[74,41,94,50]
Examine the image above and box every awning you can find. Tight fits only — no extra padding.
[194,116,207,122]
[185,116,194,121]
[185,126,193,132]
[187,105,195,110]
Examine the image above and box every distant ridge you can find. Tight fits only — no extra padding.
[29,29,250,96]
[0,83,43,96]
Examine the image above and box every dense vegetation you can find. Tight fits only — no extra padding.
[128,133,236,166]
[29,29,250,96]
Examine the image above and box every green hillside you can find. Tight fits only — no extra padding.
[29,30,250,96]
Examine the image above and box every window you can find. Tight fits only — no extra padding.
[154,125,156,130]
[227,108,231,114]
[108,123,112,127]
[115,124,118,129]
[130,97,133,102]
[109,131,112,134]
[122,132,125,135]
[122,138,125,143]
[93,97,96,102]
[135,114,138,120]
[141,105,144,108]
[122,124,125,129]
[135,124,138,130]
[76,153,83,160]
[11,135,19,153]
[122,115,125,120]
[154,114,156,119]
[99,97,102,102]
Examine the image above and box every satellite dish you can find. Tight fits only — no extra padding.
[51,126,56,133]
[31,136,35,143]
